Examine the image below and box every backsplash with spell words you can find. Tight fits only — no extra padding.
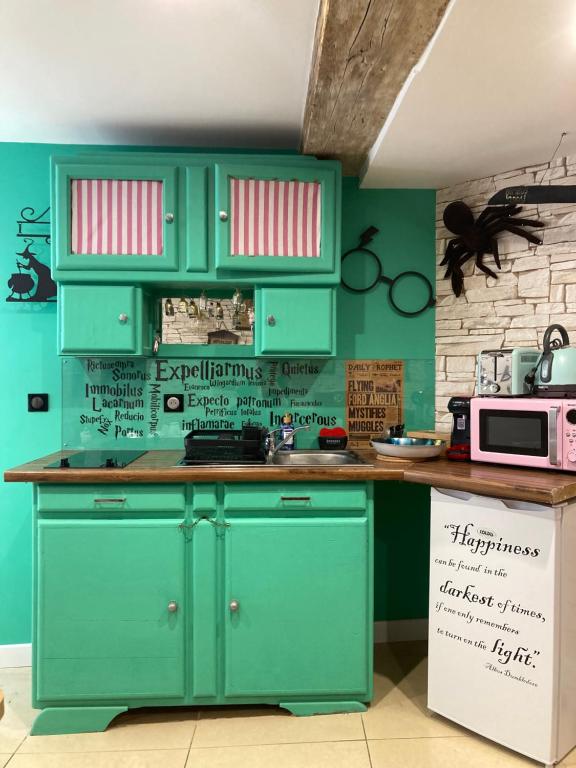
[61,357,434,450]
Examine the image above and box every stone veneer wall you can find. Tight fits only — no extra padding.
[435,154,576,431]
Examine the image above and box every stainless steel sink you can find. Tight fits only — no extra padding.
[269,450,370,466]
[172,450,371,468]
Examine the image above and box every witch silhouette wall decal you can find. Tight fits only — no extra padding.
[7,240,57,302]
[6,205,56,302]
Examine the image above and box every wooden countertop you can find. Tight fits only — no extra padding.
[3,450,406,484]
[403,459,576,506]
[5,451,576,506]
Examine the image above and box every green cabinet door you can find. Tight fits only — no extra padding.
[36,519,185,702]
[60,284,144,355]
[223,515,370,698]
[53,161,179,273]
[255,287,335,356]
[214,162,339,274]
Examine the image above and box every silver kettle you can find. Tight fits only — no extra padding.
[533,324,576,395]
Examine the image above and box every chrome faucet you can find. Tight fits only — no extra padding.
[266,424,310,461]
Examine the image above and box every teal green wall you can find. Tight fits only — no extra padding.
[0,144,435,645]
[338,178,434,622]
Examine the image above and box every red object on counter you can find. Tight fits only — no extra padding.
[446,443,471,461]
[318,426,348,449]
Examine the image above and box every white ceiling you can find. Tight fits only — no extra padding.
[2,0,576,188]
[0,0,319,148]
[362,0,576,188]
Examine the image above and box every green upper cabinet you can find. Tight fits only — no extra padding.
[59,284,149,356]
[255,287,335,357]
[51,154,340,285]
[183,166,209,274]
[52,160,180,273]
[214,163,339,275]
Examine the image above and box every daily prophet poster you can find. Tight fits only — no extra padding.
[345,360,404,448]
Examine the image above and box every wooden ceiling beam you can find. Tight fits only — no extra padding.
[301,0,451,175]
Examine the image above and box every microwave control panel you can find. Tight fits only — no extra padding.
[562,404,576,465]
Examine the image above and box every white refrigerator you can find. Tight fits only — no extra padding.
[428,487,576,767]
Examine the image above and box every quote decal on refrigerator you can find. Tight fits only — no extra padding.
[430,506,550,691]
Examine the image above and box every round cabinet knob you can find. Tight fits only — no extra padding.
[266,315,276,326]
[219,211,228,222]
[167,601,178,613]
[229,599,239,612]
[118,313,128,323]
[165,213,174,223]
[567,409,576,425]
[489,383,500,394]
[166,396,181,411]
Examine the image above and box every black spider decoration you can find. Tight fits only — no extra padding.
[440,201,544,297]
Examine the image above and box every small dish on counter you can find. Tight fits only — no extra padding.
[370,437,445,459]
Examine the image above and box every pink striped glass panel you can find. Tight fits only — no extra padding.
[70,179,163,255]
[229,178,321,257]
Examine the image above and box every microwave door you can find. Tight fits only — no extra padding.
[472,403,561,469]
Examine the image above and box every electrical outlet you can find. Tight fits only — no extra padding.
[164,394,184,413]
[28,394,49,412]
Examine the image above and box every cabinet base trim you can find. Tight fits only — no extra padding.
[31,706,128,735]
[0,643,31,668]
[374,619,428,643]
[280,701,367,716]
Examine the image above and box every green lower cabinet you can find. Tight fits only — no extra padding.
[255,287,335,356]
[36,519,186,703]
[223,517,371,698]
[32,482,372,735]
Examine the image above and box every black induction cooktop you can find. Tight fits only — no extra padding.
[44,450,146,469]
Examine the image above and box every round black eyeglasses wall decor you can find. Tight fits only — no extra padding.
[341,227,435,317]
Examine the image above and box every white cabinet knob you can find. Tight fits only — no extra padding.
[167,601,178,613]
[118,313,128,323]
[219,211,228,222]
[229,599,239,612]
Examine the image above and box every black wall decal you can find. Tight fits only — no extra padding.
[6,206,57,303]
[17,207,51,244]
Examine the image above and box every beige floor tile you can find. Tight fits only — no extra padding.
[186,740,371,768]
[560,745,576,765]
[9,750,189,768]
[363,697,464,740]
[0,666,39,753]
[0,755,12,768]
[192,706,365,748]
[372,641,429,706]
[364,641,464,740]
[368,736,540,768]
[18,708,198,754]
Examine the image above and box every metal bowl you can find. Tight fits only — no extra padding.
[370,437,445,459]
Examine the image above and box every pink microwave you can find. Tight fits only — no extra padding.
[470,397,576,472]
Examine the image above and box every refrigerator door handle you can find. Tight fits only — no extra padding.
[431,487,475,502]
